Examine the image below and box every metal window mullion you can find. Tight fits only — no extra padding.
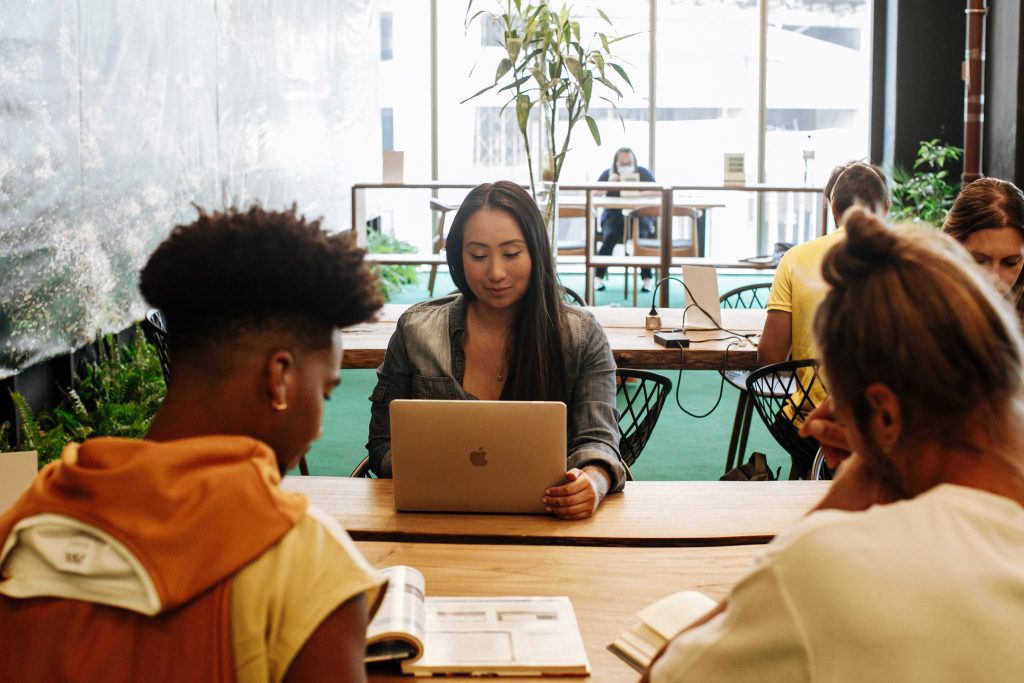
[430,0,439,185]
[755,0,769,255]
[649,0,657,174]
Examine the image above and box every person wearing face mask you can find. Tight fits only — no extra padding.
[943,177,1024,320]
[593,147,656,292]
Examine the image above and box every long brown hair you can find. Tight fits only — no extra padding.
[446,181,569,402]
[815,208,1024,457]
[943,177,1024,316]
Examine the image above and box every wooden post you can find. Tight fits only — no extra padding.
[963,0,988,184]
[659,186,672,308]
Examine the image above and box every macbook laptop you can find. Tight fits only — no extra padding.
[681,265,722,330]
[390,400,567,514]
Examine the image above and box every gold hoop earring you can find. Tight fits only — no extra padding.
[271,400,288,412]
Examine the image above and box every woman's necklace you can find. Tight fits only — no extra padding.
[468,307,509,383]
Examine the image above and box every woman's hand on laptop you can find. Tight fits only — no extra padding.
[543,467,610,520]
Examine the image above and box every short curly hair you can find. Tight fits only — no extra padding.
[139,204,382,353]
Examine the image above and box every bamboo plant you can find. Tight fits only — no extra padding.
[463,1,636,237]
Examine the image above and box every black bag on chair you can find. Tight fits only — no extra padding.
[720,452,780,481]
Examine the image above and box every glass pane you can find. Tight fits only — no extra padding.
[436,2,533,185]
[765,0,873,188]
[555,1,651,185]
[373,0,432,250]
[655,0,760,260]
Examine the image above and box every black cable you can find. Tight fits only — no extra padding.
[649,275,760,340]
[672,341,741,419]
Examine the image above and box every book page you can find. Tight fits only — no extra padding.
[638,590,716,640]
[402,596,590,675]
[366,565,426,663]
[609,590,716,671]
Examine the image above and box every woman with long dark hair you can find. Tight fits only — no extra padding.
[367,181,624,519]
[943,177,1024,318]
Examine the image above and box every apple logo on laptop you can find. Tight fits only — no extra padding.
[469,446,488,467]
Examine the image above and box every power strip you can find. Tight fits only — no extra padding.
[654,331,690,348]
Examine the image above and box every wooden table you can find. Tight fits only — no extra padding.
[283,477,827,547]
[359,541,761,682]
[341,304,766,371]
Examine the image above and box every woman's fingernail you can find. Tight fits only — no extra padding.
[806,422,822,435]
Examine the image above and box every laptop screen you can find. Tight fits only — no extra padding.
[681,265,722,330]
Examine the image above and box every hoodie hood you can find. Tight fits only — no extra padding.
[0,436,306,613]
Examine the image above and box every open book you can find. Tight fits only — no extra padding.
[607,590,717,673]
[367,565,591,677]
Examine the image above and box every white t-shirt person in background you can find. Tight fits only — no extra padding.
[643,209,1024,682]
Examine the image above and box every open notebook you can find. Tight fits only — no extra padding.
[367,565,591,676]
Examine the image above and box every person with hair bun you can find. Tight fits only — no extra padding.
[0,205,386,682]
[943,177,1024,318]
[367,181,624,519]
[758,160,890,477]
[644,208,1024,682]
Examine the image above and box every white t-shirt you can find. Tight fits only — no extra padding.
[652,484,1024,682]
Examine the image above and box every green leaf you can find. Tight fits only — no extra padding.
[598,32,610,54]
[596,76,623,98]
[516,93,533,134]
[564,56,582,83]
[495,58,513,82]
[597,8,611,24]
[497,73,532,93]
[460,82,498,104]
[586,115,601,146]
[609,62,633,89]
[582,73,593,105]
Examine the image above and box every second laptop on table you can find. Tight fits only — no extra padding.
[390,399,567,514]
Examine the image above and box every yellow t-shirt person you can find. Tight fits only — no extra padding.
[765,229,844,423]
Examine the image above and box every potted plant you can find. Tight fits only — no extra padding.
[890,139,964,228]
[464,1,636,246]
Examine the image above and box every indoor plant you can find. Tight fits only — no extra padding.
[464,1,636,244]
[6,329,166,466]
[890,139,964,228]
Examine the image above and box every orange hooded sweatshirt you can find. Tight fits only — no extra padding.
[0,436,307,681]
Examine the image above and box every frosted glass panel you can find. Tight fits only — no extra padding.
[0,0,379,378]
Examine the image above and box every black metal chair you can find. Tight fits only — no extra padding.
[141,309,171,386]
[350,456,374,478]
[616,368,672,479]
[560,285,586,306]
[140,308,312,476]
[745,359,824,480]
[809,447,834,481]
[718,283,772,473]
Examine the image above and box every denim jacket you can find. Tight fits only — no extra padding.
[366,294,626,490]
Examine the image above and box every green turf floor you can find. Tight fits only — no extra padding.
[298,268,791,481]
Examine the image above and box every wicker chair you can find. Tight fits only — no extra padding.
[745,359,824,479]
[616,368,672,479]
[718,283,772,473]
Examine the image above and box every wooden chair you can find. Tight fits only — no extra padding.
[627,205,700,305]
[745,359,824,480]
[616,368,672,480]
[718,283,772,474]
[428,199,458,297]
[555,204,587,256]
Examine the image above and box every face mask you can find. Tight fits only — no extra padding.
[618,164,636,176]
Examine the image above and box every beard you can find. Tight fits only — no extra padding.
[859,434,911,501]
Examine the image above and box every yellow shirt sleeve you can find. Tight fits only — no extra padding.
[766,250,795,314]
[231,504,385,683]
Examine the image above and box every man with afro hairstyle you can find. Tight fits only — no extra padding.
[0,204,385,682]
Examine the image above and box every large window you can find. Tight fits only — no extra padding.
[370,0,873,255]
